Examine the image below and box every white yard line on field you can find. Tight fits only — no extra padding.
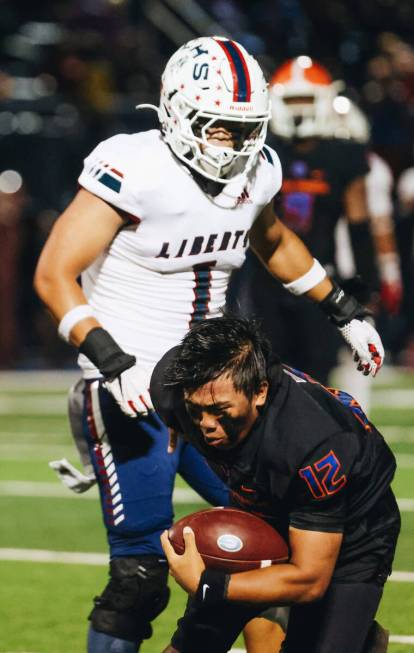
[0,369,78,390]
[388,571,414,582]
[380,427,414,443]
[0,548,108,565]
[397,498,414,510]
[395,454,414,468]
[0,397,67,415]
[0,480,99,499]
[0,480,204,504]
[0,444,75,460]
[1,481,414,509]
[7,432,414,465]
[370,389,414,408]
[0,547,413,583]
[1,387,414,415]
[0,431,67,440]
[11,366,414,392]
[0,481,414,508]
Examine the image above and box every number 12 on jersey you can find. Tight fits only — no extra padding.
[299,450,347,499]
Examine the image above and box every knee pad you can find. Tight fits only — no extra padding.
[89,556,170,642]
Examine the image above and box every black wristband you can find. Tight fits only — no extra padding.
[195,568,230,606]
[319,282,372,327]
[79,327,136,380]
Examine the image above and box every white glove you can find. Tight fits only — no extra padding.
[338,319,384,377]
[103,363,154,418]
[49,458,96,493]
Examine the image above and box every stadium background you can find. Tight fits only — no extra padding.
[0,1,413,651]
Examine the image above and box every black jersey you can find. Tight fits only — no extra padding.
[268,136,369,267]
[151,348,400,582]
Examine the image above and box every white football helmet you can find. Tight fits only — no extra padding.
[270,56,343,139]
[154,36,270,184]
[329,95,370,143]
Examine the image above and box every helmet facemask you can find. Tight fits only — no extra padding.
[271,85,338,139]
[161,92,268,183]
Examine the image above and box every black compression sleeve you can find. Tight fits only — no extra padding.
[79,327,136,379]
[348,220,380,293]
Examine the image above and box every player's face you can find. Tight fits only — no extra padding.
[205,124,235,149]
[197,119,262,151]
[184,373,268,450]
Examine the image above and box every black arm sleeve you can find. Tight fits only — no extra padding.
[342,142,370,186]
[348,220,380,293]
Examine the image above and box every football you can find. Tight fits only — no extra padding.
[168,507,289,573]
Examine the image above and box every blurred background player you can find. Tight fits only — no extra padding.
[34,36,383,653]
[394,163,414,365]
[331,96,403,411]
[228,55,381,388]
[0,171,27,368]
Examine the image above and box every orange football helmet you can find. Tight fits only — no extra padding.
[269,56,343,138]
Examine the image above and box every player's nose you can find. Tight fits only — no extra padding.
[199,412,219,432]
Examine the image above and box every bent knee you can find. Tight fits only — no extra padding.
[90,556,170,642]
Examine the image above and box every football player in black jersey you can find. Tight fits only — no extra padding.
[228,56,380,386]
[151,316,400,653]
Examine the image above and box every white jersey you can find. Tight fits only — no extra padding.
[335,152,394,279]
[366,153,393,219]
[78,129,282,377]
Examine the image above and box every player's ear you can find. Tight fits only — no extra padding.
[255,381,269,408]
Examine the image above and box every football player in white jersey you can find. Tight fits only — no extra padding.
[34,37,384,653]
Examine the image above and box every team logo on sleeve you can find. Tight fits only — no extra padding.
[87,159,124,194]
[299,449,347,499]
[327,388,372,432]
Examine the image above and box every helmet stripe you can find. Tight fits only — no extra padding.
[215,39,251,102]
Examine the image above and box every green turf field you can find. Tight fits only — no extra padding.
[1,369,413,652]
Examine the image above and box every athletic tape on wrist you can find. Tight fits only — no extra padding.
[283,259,326,296]
[58,305,94,342]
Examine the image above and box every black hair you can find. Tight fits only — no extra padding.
[164,315,274,399]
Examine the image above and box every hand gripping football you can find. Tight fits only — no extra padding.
[168,507,289,573]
